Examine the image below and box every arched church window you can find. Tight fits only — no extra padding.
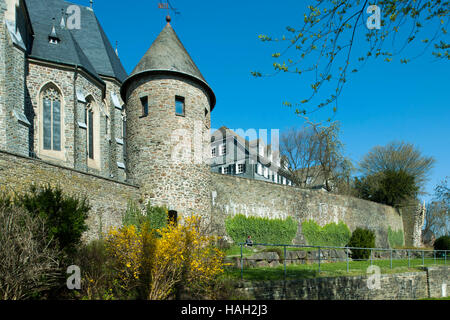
[42,86,62,151]
[86,101,94,160]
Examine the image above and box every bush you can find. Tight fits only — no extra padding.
[0,204,61,300]
[347,228,376,260]
[122,200,168,231]
[105,215,226,300]
[355,169,419,207]
[73,239,120,300]
[225,214,298,244]
[15,185,90,257]
[434,235,450,251]
[388,227,404,248]
[302,220,351,247]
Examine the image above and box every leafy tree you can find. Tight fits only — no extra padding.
[252,0,449,115]
[358,141,435,192]
[355,169,419,206]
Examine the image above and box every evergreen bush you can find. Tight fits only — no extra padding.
[15,184,90,257]
[434,235,450,251]
[347,227,376,260]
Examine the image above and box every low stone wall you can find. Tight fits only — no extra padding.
[236,266,449,300]
[0,150,140,241]
[227,249,426,269]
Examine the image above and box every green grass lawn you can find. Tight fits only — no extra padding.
[225,258,448,281]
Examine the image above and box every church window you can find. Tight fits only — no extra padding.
[42,86,62,151]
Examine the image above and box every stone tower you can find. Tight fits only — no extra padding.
[120,18,216,220]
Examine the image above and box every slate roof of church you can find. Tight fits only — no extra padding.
[25,0,127,83]
[121,22,216,109]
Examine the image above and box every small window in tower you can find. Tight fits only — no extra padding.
[175,96,185,116]
[140,96,148,117]
[205,108,208,117]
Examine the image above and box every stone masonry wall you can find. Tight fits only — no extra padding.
[0,1,7,149]
[125,74,212,221]
[0,150,139,241]
[236,266,449,300]
[211,173,405,248]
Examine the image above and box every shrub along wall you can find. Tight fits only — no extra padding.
[225,214,298,244]
[301,220,351,247]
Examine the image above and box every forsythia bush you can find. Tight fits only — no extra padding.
[105,215,226,300]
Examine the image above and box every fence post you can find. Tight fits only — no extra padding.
[370,248,373,266]
[346,247,349,273]
[408,250,410,268]
[240,243,243,281]
[390,249,393,269]
[434,250,436,265]
[445,251,447,265]
[318,246,321,273]
[422,250,425,266]
[284,245,287,280]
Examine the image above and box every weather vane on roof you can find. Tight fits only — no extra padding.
[158,0,180,22]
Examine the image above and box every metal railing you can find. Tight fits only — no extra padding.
[236,242,449,280]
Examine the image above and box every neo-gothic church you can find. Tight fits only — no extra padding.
[0,0,216,215]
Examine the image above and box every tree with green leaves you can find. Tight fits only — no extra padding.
[252,0,449,116]
[355,141,434,206]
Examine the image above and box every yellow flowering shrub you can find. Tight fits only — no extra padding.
[105,224,143,290]
[105,215,226,300]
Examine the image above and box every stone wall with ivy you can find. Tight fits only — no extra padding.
[211,173,405,248]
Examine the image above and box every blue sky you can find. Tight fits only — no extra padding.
[70,0,449,202]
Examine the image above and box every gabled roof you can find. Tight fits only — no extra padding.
[121,22,215,109]
[25,0,127,83]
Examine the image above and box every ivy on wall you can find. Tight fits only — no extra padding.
[388,227,404,248]
[225,214,298,244]
[301,220,352,247]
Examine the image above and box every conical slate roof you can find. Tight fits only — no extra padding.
[121,22,215,109]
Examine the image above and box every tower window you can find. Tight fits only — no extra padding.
[140,96,148,117]
[168,210,178,225]
[175,96,185,116]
